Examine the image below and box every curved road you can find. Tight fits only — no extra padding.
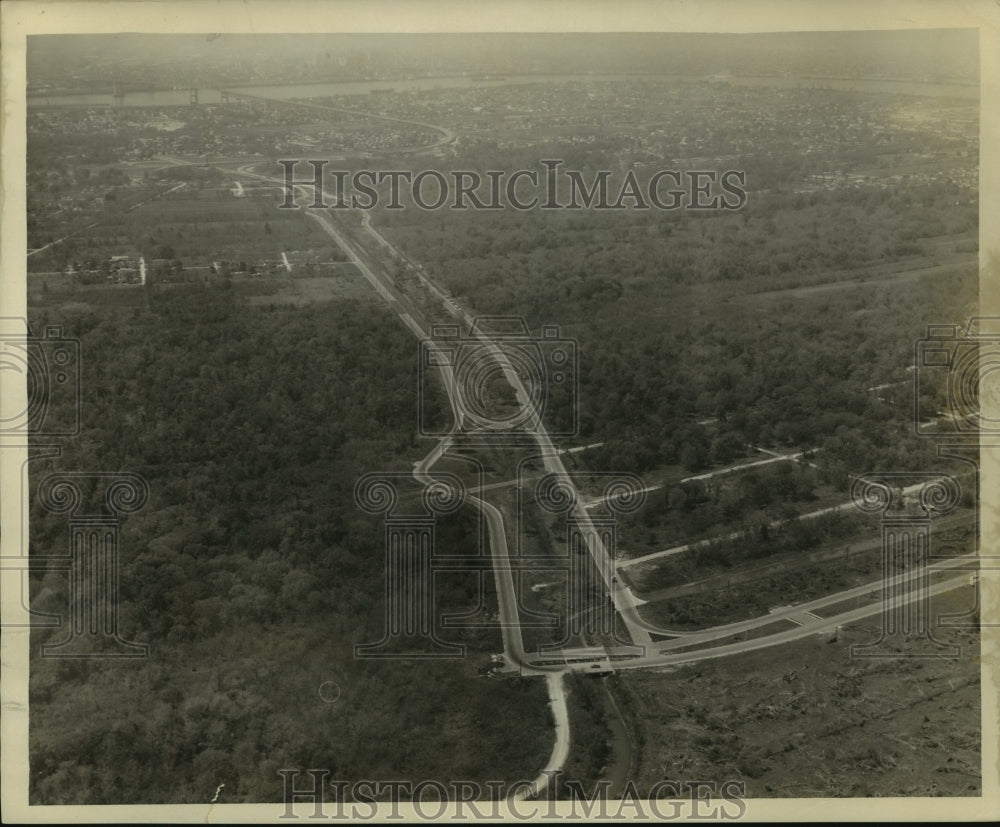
[511,673,569,802]
[224,158,981,799]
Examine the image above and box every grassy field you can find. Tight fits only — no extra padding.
[27,187,339,272]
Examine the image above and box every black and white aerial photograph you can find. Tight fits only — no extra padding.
[1,0,998,823]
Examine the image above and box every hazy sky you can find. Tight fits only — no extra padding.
[27,30,979,84]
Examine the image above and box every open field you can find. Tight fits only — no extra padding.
[612,585,980,797]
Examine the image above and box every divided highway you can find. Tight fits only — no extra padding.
[240,162,980,798]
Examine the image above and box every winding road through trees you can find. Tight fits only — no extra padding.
[235,155,978,801]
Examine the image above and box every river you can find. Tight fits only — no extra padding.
[27,72,977,108]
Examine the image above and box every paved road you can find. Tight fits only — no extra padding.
[27,181,186,258]
[538,554,978,672]
[633,510,973,606]
[252,172,980,664]
[750,445,820,469]
[617,477,952,571]
[264,174,980,795]
[462,327,655,651]
[620,572,973,671]
[411,434,532,668]
[655,552,976,649]
[302,204,539,672]
[511,673,569,801]
[583,483,662,510]
[680,448,819,483]
[308,199,974,668]
[744,254,977,300]
[318,188,657,654]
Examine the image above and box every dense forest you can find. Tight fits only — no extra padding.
[376,149,976,484]
[26,169,978,806]
[28,285,552,803]
[24,68,980,804]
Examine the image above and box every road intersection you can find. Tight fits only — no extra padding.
[254,167,979,797]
